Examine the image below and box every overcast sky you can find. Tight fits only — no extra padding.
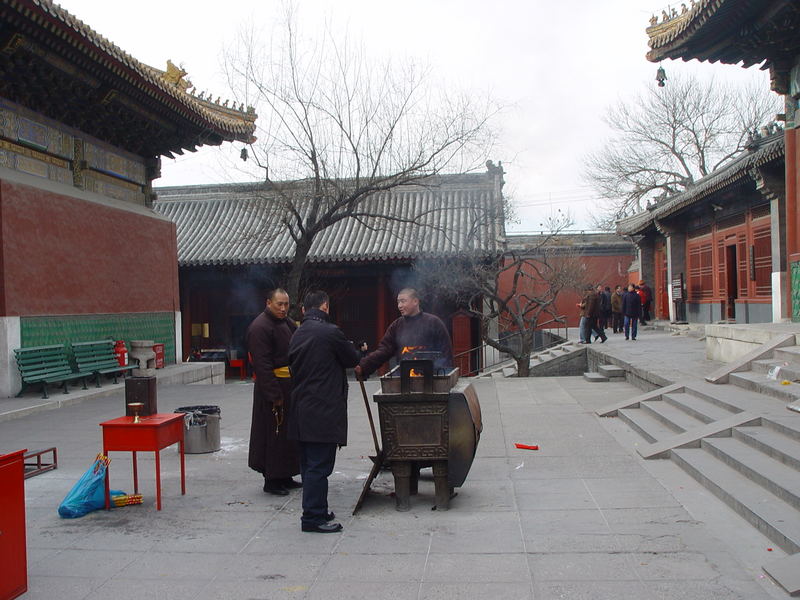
[60,0,776,231]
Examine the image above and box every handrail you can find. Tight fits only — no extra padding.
[452,315,569,377]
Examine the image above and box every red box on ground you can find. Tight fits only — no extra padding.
[0,449,27,600]
[153,343,165,369]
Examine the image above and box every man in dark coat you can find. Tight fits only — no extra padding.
[288,290,361,533]
[355,288,453,378]
[580,285,607,344]
[247,288,301,496]
[622,283,642,341]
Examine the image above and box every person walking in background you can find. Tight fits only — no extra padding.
[598,285,612,331]
[580,284,607,344]
[288,290,361,533]
[246,288,301,496]
[638,280,652,325]
[611,285,624,334]
[622,283,642,341]
[577,297,587,343]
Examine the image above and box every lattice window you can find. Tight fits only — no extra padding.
[738,234,748,298]
[753,225,772,297]
[688,240,714,301]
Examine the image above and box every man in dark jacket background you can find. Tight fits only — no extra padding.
[622,283,642,341]
[580,285,607,344]
[288,290,361,533]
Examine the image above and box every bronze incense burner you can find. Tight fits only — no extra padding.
[373,359,482,511]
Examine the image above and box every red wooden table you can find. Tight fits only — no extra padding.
[100,413,185,510]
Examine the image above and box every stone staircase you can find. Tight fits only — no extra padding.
[597,340,800,559]
[480,341,584,378]
[583,364,625,383]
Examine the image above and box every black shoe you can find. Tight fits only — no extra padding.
[302,521,343,533]
[600,336,607,343]
[325,511,335,522]
[263,480,289,496]
[625,337,629,340]
[279,478,303,489]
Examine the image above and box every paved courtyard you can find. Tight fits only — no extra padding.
[0,334,790,599]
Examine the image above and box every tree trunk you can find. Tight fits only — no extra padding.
[515,355,530,377]
[515,330,535,377]
[285,236,313,318]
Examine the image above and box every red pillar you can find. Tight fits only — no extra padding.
[376,273,388,342]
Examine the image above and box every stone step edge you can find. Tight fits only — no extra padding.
[596,383,685,417]
[636,412,760,459]
[702,437,800,509]
[705,333,796,385]
[672,447,800,554]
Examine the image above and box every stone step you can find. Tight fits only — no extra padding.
[617,407,676,444]
[502,366,516,378]
[728,371,800,402]
[598,364,625,379]
[661,392,739,424]
[583,372,608,383]
[671,447,800,554]
[774,346,800,364]
[639,399,706,433]
[688,380,787,413]
[701,437,800,510]
[750,358,800,380]
[734,425,800,471]
[763,416,800,442]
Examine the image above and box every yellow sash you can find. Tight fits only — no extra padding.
[273,366,291,378]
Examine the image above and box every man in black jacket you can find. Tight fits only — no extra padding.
[288,290,361,533]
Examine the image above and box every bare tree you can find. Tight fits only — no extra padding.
[417,212,584,377]
[223,8,497,306]
[584,74,782,228]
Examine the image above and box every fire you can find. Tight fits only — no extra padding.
[401,346,423,355]
[401,346,425,377]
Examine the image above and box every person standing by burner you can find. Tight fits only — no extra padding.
[247,288,301,496]
[288,290,361,533]
[355,288,453,378]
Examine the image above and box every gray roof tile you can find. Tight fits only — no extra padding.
[153,175,505,266]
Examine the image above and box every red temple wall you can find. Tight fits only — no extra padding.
[497,253,635,329]
[0,179,179,317]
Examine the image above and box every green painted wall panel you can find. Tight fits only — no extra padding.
[20,313,175,363]
[792,261,800,323]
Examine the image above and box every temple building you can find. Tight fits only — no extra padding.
[619,0,800,324]
[152,169,506,370]
[0,0,255,396]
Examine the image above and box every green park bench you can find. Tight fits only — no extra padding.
[14,344,90,399]
[71,340,137,387]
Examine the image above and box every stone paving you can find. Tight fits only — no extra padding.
[0,333,792,599]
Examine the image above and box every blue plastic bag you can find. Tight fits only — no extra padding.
[58,454,120,518]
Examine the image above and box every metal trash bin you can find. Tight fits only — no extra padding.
[174,405,221,454]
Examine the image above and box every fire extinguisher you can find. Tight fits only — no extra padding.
[114,340,128,366]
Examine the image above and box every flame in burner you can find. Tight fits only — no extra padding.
[401,346,425,377]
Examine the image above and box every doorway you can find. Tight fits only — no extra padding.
[725,244,738,320]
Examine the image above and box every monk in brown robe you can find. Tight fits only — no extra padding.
[247,288,301,495]
[355,288,453,378]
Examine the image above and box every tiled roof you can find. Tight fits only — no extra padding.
[645,0,799,66]
[616,133,784,235]
[5,0,256,144]
[153,174,506,266]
